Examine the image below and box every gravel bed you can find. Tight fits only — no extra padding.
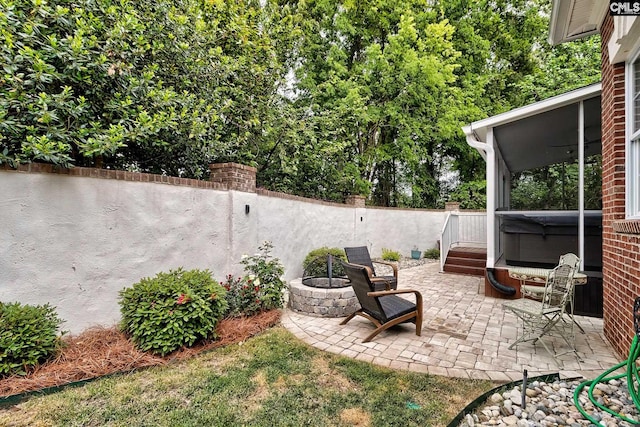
[459,377,640,427]
[373,256,438,271]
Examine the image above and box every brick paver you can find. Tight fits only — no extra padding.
[281,262,620,382]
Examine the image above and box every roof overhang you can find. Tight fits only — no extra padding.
[463,83,601,173]
[549,0,608,45]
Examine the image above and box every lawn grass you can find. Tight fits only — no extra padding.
[0,327,494,427]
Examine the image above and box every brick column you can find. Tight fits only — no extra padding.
[345,195,366,208]
[445,201,460,211]
[209,163,257,193]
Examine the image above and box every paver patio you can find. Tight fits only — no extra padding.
[282,262,620,383]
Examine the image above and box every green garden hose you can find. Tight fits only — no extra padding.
[573,298,640,425]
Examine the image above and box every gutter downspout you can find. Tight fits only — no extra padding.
[463,125,495,269]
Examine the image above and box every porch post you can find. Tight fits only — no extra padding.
[578,101,585,270]
[486,128,496,269]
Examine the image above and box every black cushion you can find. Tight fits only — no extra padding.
[379,295,416,321]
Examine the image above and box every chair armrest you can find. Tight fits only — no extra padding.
[370,277,392,291]
[372,260,399,278]
[363,265,374,277]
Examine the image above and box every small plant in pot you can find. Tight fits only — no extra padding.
[411,246,422,260]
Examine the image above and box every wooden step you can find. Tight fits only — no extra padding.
[443,246,487,277]
[445,256,486,268]
[447,247,487,260]
[443,264,485,276]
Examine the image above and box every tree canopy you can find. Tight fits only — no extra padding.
[0,0,601,208]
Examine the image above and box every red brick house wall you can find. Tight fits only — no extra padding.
[601,15,640,358]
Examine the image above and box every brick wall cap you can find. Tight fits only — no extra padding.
[208,162,257,173]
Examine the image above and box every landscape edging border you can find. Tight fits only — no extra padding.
[0,311,282,408]
[446,373,562,427]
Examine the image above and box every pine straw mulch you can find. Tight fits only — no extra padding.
[0,310,281,399]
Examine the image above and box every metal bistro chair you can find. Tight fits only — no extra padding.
[503,262,579,365]
[341,261,422,343]
[520,253,584,333]
[344,246,398,291]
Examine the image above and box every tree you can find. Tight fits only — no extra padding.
[433,0,600,207]
[0,0,293,178]
[510,155,602,210]
[1,0,602,208]
[268,0,467,205]
[516,35,601,103]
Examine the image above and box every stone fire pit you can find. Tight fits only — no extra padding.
[301,276,350,288]
[288,278,359,318]
[288,253,359,317]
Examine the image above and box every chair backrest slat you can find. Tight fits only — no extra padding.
[559,253,580,270]
[344,247,377,277]
[542,263,576,311]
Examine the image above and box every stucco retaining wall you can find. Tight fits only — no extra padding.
[1,168,448,333]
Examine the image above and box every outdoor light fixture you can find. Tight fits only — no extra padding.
[245,204,250,215]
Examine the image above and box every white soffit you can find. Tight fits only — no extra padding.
[549,0,608,45]
[465,83,602,173]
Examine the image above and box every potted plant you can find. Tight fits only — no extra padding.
[411,246,421,260]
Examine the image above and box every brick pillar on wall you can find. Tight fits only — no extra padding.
[209,163,257,193]
[345,195,366,208]
[445,202,461,211]
[600,14,640,358]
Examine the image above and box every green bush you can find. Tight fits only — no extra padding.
[302,247,347,278]
[423,248,440,259]
[0,0,289,177]
[381,248,401,261]
[119,268,228,356]
[0,302,64,377]
[221,275,263,318]
[240,241,287,311]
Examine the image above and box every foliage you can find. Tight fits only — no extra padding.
[272,0,464,206]
[0,0,292,177]
[221,275,262,318]
[423,248,440,260]
[240,242,286,311]
[119,268,227,356]
[510,155,602,210]
[221,272,286,317]
[0,302,64,377]
[260,0,602,208]
[381,248,401,262]
[0,0,602,209]
[516,36,601,103]
[0,328,494,426]
[302,247,347,278]
[448,180,487,210]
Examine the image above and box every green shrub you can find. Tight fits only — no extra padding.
[240,241,287,311]
[0,302,64,377]
[381,248,401,261]
[423,248,440,259]
[302,247,347,278]
[119,268,227,356]
[221,275,262,318]
[0,0,287,177]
